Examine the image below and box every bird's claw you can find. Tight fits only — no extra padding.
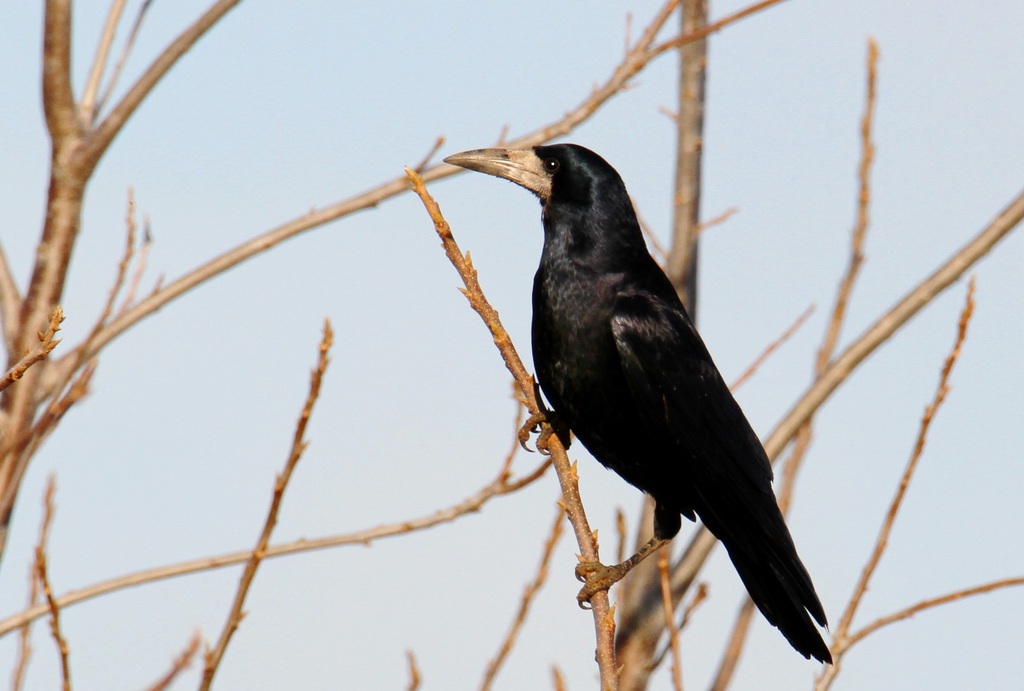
[574,560,630,609]
[517,411,548,453]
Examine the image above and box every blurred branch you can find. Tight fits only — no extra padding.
[481,505,565,691]
[144,630,201,691]
[200,319,333,690]
[657,547,683,691]
[0,242,21,357]
[816,279,975,689]
[405,167,619,689]
[406,650,422,691]
[34,476,70,691]
[730,304,815,390]
[94,0,157,118]
[79,0,127,126]
[42,0,77,141]
[0,307,63,394]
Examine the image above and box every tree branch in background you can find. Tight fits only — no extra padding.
[79,0,127,127]
[481,505,565,691]
[406,650,422,691]
[816,278,977,690]
[405,168,619,689]
[0,242,21,358]
[34,476,70,691]
[144,630,201,691]
[657,546,683,691]
[200,320,333,690]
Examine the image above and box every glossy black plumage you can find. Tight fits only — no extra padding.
[445,143,831,663]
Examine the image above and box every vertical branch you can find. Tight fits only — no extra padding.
[657,547,684,691]
[79,0,128,127]
[200,320,333,690]
[665,0,708,316]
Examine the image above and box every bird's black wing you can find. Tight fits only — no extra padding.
[611,290,830,660]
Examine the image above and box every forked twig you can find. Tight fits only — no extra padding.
[144,630,202,691]
[0,307,63,393]
[35,476,70,691]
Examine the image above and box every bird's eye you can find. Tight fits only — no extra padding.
[543,158,560,173]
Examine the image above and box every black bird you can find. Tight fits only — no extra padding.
[444,143,831,663]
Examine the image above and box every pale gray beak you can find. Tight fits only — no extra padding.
[444,148,552,200]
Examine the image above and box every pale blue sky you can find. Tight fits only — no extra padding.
[2,2,1023,689]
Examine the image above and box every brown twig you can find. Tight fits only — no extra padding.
[552,665,568,691]
[34,476,70,691]
[11,481,53,691]
[406,650,422,691]
[200,319,333,690]
[414,136,447,173]
[657,546,684,691]
[707,599,755,691]
[729,304,815,390]
[405,168,619,689]
[481,505,565,690]
[144,630,202,691]
[0,307,63,393]
[845,576,1024,650]
[815,279,976,689]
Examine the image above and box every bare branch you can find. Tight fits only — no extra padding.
[657,547,683,691]
[846,576,1024,650]
[200,319,333,690]
[79,0,128,127]
[0,307,63,393]
[34,476,70,691]
[406,650,422,691]
[708,599,755,691]
[818,279,976,689]
[144,630,201,691]
[414,136,447,173]
[405,168,618,689]
[94,0,156,117]
[84,0,244,172]
[729,304,815,391]
[481,505,565,690]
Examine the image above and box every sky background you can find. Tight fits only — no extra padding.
[1,1,1023,689]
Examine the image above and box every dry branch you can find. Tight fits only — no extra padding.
[815,280,976,689]
[145,630,201,691]
[404,167,619,689]
[200,319,333,690]
[656,547,683,691]
[481,505,565,690]
[34,476,70,691]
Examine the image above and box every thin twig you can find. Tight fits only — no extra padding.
[144,630,201,691]
[79,0,128,126]
[657,546,683,691]
[846,576,1024,649]
[94,0,155,117]
[35,476,70,691]
[707,599,755,691]
[729,304,815,390]
[0,307,63,393]
[414,136,447,173]
[11,482,51,691]
[816,278,976,690]
[481,505,565,690]
[405,168,619,689]
[406,650,422,691]
[200,320,333,690]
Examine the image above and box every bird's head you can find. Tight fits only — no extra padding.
[444,144,627,208]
